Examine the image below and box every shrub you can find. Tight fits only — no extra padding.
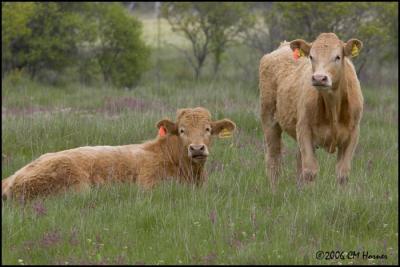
[93,3,150,88]
[1,3,150,88]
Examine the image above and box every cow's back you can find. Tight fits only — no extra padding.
[6,145,145,199]
[259,43,312,138]
[55,145,144,184]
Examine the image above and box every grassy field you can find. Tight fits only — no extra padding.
[2,16,398,265]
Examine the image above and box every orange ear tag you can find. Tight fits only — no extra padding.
[293,48,300,60]
[158,126,166,137]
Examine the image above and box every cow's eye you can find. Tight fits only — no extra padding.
[179,128,185,134]
[205,127,211,132]
[309,55,313,60]
[335,55,341,61]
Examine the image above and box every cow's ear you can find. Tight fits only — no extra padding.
[344,38,363,58]
[290,39,311,56]
[156,119,178,135]
[211,119,236,137]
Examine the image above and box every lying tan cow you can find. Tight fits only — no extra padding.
[259,33,363,190]
[2,107,236,200]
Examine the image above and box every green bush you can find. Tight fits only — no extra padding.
[1,3,150,88]
[2,2,36,76]
[2,3,84,78]
[93,3,150,88]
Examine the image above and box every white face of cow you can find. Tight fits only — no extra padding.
[290,33,363,90]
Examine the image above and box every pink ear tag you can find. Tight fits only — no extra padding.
[159,126,166,137]
[293,48,300,60]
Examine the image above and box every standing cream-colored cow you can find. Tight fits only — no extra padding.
[259,33,363,190]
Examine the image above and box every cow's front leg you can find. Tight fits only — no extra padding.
[261,123,283,192]
[296,148,303,187]
[336,126,360,185]
[297,124,318,183]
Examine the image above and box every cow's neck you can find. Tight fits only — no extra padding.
[157,136,205,181]
[319,67,348,153]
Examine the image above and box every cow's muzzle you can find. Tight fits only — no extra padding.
[312,73,331,88]
[188,144,209,161]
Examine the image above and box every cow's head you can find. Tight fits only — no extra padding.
[156,107,236,163]
[290,33,362,90]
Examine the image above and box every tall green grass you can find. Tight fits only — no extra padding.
[2,74,398,264]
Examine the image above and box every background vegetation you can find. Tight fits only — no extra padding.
[2,2,398,265]
[2,2,397,86]
[2,2,149,87]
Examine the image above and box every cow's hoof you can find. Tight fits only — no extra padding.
[338,175,348,185]
[302,169,316,182]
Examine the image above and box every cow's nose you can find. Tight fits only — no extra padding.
[312,74,328,85]
[189,144,205,152]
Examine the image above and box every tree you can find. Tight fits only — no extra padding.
[2,2,36,76]
[92,3,150,88]
[1,3,150,88]
[161,3,211,79]
[2,3,88,78]
[25,3,87,78]
[348,3,398,77]
[162,3,254,79]
[207,3,254,74]
[240,5,285,55]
